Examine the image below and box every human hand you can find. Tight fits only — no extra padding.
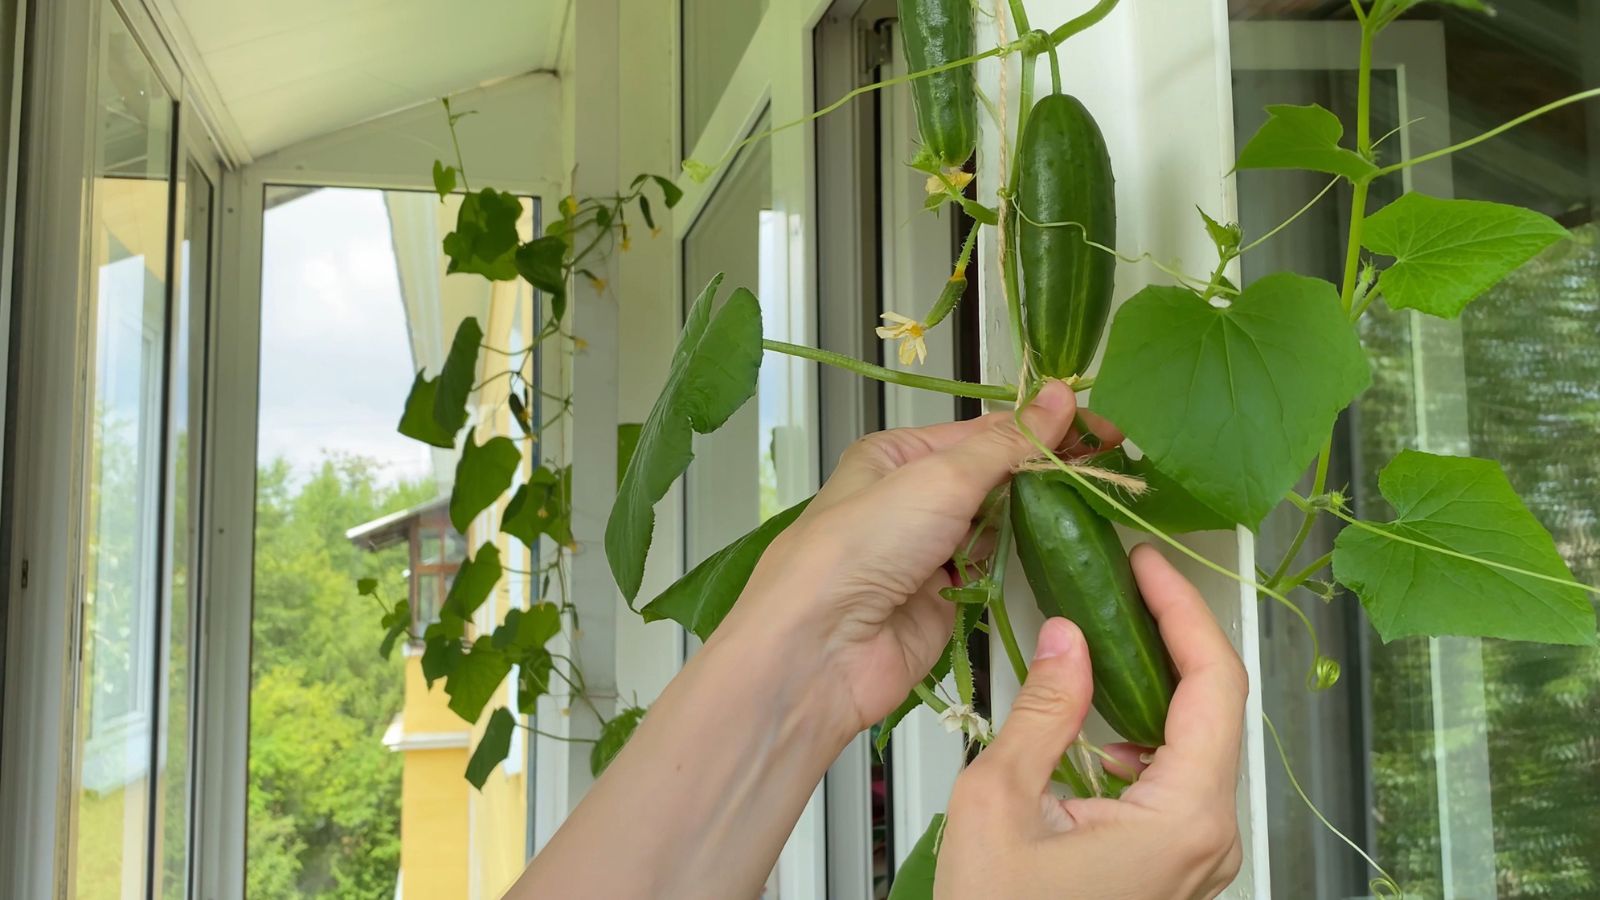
[934,546,1247,900]
[710,379,1115,738]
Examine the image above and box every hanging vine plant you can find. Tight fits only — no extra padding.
[374,0,1600,891]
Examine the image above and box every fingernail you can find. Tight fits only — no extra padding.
[1033,617,1077,661]
[1032,379,1070,413]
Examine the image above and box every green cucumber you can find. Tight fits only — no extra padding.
[1017,93,1116,379]
[898,0,977,168]
[1011,471,1174,747]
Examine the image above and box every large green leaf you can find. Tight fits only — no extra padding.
[443,188,523,280]
[451,434,521,533]
[639,497,810,640]
[516,649,554,714]
[617,423,642,487]
[441,543,502,621]
[432,160,457,200]
[1362,193,1568,318]
[378,600,411,660]
[1333,451,1597,646]
[515,235,567,299]
[501,466,573,549]
[397,317,484,448]
[590,706,647,777]
[605,274,764,601]
[1066,449,1235,534]
[465,707,515,789]
[492,602,561,653]
[1094,274,1371,528]
[446,639,512,721]
[1235,104,1378,183]
[420,616,465,686]
[887,814,946,900]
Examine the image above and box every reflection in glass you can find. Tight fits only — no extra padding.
[681,0,771,155]
[1232,4,1600,897]
[682,115,788,568]
[74,4,174,897]
[151,161,213,900]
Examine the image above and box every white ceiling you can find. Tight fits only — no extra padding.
[167,0,570,159]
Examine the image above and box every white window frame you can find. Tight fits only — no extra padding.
[196,73,567,899]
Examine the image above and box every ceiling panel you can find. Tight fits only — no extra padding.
[171,0,568,157]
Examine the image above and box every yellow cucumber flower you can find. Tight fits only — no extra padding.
[876,311,928,366]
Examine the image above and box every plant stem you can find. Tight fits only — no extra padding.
[1375,86,1600,177]
[1047,0,1122,45]
[1239,176,1338,255]
[444,98,472,192]
[987,514,1031,685]
[1266,436,1332,590]
[517,721,597,744]
[762,339,1016,402]
[1280,551,1335,594]
[1298,495,1600,597]
[913,681,949,713]
[1046,43,1062,95]
[1336,24,1377,316]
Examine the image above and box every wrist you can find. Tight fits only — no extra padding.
[704,573,861,752]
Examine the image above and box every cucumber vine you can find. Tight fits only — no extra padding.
[375,0,1600,892]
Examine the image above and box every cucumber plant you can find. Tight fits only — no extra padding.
[377,0,1600,891]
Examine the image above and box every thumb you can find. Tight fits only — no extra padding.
[982,618,1093,793]
[892,380,1077,514]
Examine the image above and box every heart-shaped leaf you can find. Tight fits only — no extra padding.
[1236,104,1378,183]
[640,497,810,640]
[492,602,561,653]
[432,160,457,200]
[1362,192,1568,318]
[451,434,521,533]
[441,543,501,622]
[465,707,514,789]
[397,317,483,448]
[445,639,511,722]
[443,188,523,280]
[605,274,764,601]
[1093,274,1371,527]
[1333,450,1597,646]
[502,466,573,549]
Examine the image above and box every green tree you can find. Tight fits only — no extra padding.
[247,455,433,898]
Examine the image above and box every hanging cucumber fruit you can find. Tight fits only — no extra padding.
[1011,471,1175,747]
[898,0,977,168]
[1016,93,1116,380]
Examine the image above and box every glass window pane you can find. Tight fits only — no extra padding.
[251,187,535,898]
[682,116,784,567]
[1232,6,1600,897]
[151,160,212,900]
[73,4,175,897]
[681,0,770,154]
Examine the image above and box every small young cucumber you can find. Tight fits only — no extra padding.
[1017,93,1116,380]
[1011,471,1174,747]
[897,0,977,168]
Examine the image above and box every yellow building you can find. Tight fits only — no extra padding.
[348,197,541,899]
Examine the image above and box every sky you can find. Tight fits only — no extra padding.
[257,188,434,487]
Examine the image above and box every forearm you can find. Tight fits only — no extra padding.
[509,609,853,899]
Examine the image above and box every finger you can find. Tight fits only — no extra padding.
[815,416,995,510]
[1098,742,1151,782]
[973,617,1093,794]
[1062,408,1125,457]
[1130,545,1247,777]
[893,578,959,679]
[891,380,1077,515]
